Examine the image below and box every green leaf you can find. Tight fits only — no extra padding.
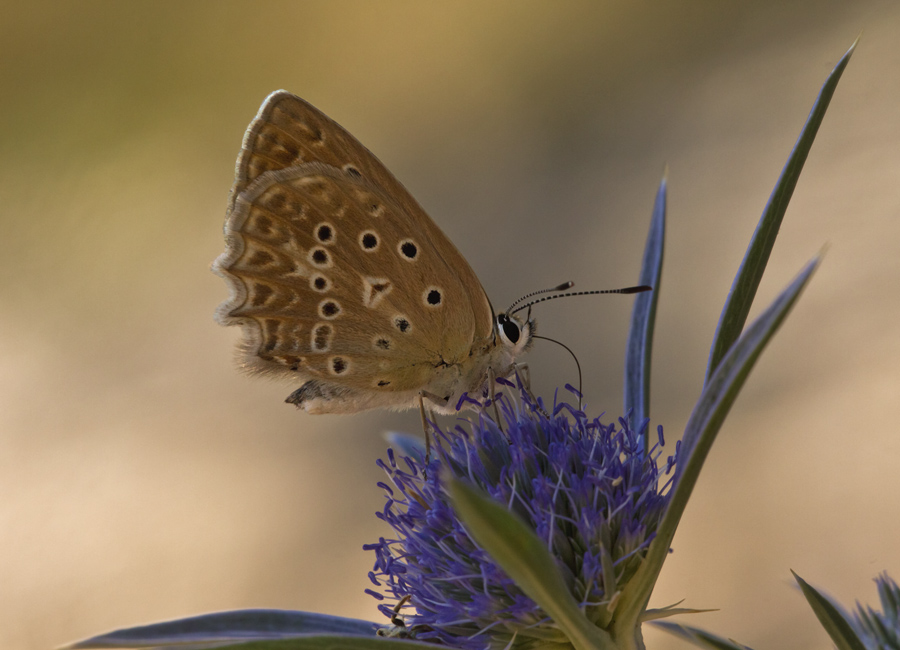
[624,172,666,444]
[676,255,819,472]
[181,636,446,650]
[612,256,820,638]
[651,621,754,650]
[447,476,615,650]
[62,610,380,649]
[705,38,857,381]
[641,607,715,622]
[793,571,868,650]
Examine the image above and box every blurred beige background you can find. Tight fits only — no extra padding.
[2,2,898,649]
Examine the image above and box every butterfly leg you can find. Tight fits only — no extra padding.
[376,595,412,638]
[515,362,532,391]
[418,391,449,466]
[417,394,432,464]
[391,594,412,627]
[487,367,504,432]
[512,363,552,417]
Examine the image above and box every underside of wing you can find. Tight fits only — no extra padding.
[227,91,494,339]
[213,163,486,396]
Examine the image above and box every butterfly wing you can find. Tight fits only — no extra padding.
[213,92,495,410]
[229,91,491,338]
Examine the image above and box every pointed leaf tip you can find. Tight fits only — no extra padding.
[652,621,755,650]
[705,40,854,381]
[624,174,665,437]
[793,571,867,650]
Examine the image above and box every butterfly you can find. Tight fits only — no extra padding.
[212,91,534,416]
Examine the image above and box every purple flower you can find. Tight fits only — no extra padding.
[365,383,675,650]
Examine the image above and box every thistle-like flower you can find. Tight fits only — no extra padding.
[366,385,675,650]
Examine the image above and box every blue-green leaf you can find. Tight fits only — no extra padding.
[447,476,614,650]
[174,636,445,650]
[624,172,666,445]
[612,256,819,637]
[651,621,754,650]
[676,256,818,478]
[705,38,856,381]
[793,571,868,650]
[63,610,380,649]
[641,606,715,622]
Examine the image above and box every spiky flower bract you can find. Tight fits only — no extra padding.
[365,382,676,650]
[850,573,900,650]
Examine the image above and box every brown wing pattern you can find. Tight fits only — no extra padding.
[227,91,493,339]
[214,161,485,394]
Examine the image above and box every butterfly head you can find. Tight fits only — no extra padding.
[495,311,534,359]
[493,280,653,371]
[491,283,576,365]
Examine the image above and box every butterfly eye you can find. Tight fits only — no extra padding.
[497,314,521,345]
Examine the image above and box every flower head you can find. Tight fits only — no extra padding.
[365,382,676,650]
